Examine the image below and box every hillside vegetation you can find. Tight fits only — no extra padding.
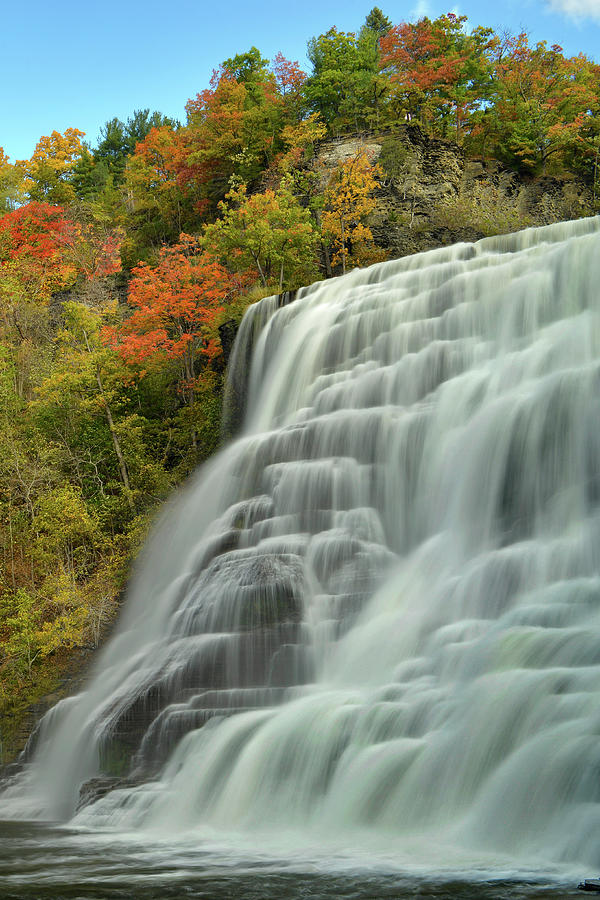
[1,7,599,762]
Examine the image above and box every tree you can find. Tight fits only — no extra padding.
[105,236,236,448]
[321,150,383,274]
[222,46,270,91]
[182,58,285,208]
[34,484,100,577]
[17,128,86,204]
[93,109,179,186]
[69,146,110,202]
[123,125,190,263]
[0,349,57,591]
[0,203,78,348]
[364,7,392,38]
[484,35,600,173]
[37,299,139,513]
[0,148,23,212]
[379,14,496,139]
[203,183,320,290]
[305,27,382,133]
[278,113,327,177]
[272,52,307,121]
[0,588,77,679]
[272,52,307,97]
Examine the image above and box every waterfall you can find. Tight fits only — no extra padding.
[4,216,600,872]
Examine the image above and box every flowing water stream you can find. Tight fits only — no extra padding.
[2,217,600,897]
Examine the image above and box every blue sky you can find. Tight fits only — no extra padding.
[2,0,599,163]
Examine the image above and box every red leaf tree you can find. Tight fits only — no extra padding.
[0,202,78,304]
[0,202,79,353]
[105,234,235,408]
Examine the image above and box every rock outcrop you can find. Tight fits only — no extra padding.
[313,126,594,258]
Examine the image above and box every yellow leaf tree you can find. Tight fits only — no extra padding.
[321,150,383,274]
[17,128,86,205]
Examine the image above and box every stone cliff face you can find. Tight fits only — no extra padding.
[313,126,594,259]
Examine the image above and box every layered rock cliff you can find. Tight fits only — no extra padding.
[314,126,593,259]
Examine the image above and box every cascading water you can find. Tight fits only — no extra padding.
[4,216,600,876]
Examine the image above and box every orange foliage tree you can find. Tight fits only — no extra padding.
[272,52,307,120]
[182,71,282,204]
[379,14,495,138]
[179,50,291,209]
[0,202,79,399]
[126,126,187,216]
[485,34,600,173]
[105,235,235,416]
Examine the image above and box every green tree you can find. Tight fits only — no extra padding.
[34,299,158,516]
[203,183,320,290]
[305,27,382,133]
[0,148,24,212]
[223,47,270,92]
[364,7,391,38]
[93,109,179,186]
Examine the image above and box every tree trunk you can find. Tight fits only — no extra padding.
[96,373,135,512]
[322,243,333,278]
[183,351,197,452]
[8,505,15,588]
[83,331,135,513]
[253,254,268,288]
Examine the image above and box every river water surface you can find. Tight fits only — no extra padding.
[0,821,584,899]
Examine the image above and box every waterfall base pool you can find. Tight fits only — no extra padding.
[0,821,582,899]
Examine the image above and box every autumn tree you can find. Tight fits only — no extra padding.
[181,52,286,209]
[272,52,308,121]
[92,109,179,186]
[105,236,235,450]
[379,14,495,139]
[17,128,86,205]
[122,125,192,264]
[321,150,383,274]
[483,34,600,173]
[67,111,179,213]
[279,114,327,170]
[0,203,78,354]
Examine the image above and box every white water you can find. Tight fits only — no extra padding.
[4,217,600,875]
